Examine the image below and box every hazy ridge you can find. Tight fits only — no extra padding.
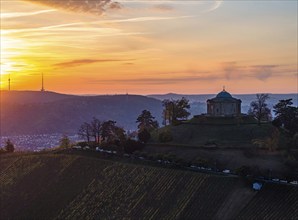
[0,91,296,136]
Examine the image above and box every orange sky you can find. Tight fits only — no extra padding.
[0,0,297,94]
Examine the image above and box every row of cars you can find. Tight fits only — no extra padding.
[270,178,298,185]
[73,145,298,187]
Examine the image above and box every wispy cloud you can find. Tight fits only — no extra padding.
[205,0,224,13]
[250,65,279,81]
[54,59,134,68]
[22,0,121,15]
[22,0,223,16]
[220,62,296,81]
[0,9,56,19]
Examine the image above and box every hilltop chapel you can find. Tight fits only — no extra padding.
[207,88,241,116]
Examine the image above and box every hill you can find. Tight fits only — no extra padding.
[152,120,274,147]
[0,90,74,104]
[1,91,296,136]
[0,152,297,219]
[0,91,163,135]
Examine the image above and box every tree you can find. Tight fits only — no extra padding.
[90,117,102,143]
[248,94,271,125]
[78,122,92,142]
[136,110,159,132]
[162,97,190,125]
[136,110,159,143]
[138,129,151,143]
[273,99,298,135]
[59,135,70,148]
[113,126,126,145]
[101,120,117,143]
[101,120,126,145]
[5,139,14,153]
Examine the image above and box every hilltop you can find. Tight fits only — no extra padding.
[152,118,273,147]
[0,90,74,104]
[1,152,297,219]
[0,91,163,135]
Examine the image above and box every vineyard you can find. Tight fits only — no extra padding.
[0,153,297,219]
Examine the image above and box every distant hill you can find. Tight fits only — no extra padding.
[1,152,297,220]
[1,91,296,136]
[0,90,74,104]
[0,91,163,135]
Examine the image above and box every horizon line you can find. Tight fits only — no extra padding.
[0,89,297,96]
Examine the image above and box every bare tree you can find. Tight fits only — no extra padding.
[91,117,102,143]
[78,122,92,142]
[248,94,271,125]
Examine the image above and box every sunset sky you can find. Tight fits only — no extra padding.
[0,0,297,94]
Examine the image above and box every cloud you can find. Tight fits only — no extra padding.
[152,4,174,12]
[22,0,223,16]
[0,9,56,19]
[220,62,296,81]
[205,0,224,13]
[249,65,279,81]
[221,62,242,80]
[22,0,121,15]
[54,59,133,68]
[82,70,220,85]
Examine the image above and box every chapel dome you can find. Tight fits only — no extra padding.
[216,89,232,98]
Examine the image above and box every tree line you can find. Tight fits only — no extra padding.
[78,118,126,146]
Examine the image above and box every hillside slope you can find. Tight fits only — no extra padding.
[1,153,297,219]
[0,91,162,135]
[153,122,275,147]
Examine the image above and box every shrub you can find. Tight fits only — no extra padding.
[123,139,144,154]
[158,131,173,143]
[4,139,14,153]
[235,166,252,177]
[59,135,71,149]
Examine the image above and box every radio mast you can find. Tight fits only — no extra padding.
[41,72,45,92]
[8,74,11,91]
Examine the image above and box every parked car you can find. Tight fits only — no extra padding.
[222,169,230,174]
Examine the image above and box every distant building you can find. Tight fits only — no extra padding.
[207,88,241,116]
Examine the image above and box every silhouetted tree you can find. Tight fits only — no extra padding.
[4,139,14,153]
[162,97,190,125]
[78,122,92,142]
[248,94,271,125]
[101,120,117,143]
[136,110,159,132]
[101,120,126,145]
[136,110,159,143]
[113,126,126,145]
[138,129,151,143]
[273,99,298,135]
[90,117,102,143]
